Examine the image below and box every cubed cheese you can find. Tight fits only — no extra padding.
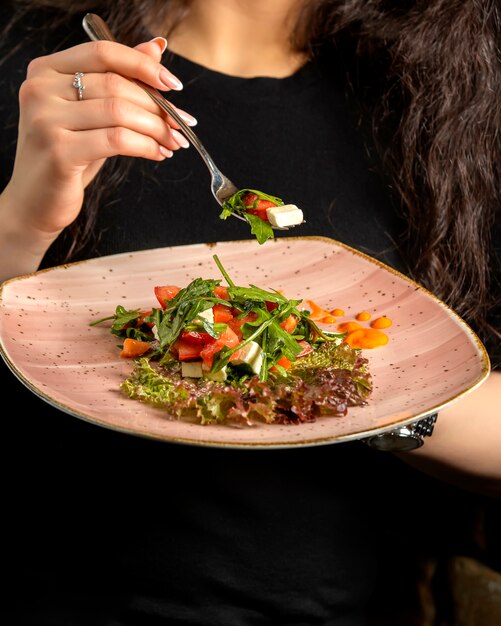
[181,360,203,378]
[230,340,263,375]
[202,363,228,382]
[198,307,214,323]
[266,204,304,228]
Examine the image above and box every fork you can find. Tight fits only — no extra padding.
[82,13,252,221]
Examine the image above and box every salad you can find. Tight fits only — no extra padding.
[219,189,304,244]
[91,255,372,426]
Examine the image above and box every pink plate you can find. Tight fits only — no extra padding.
[0,237,490,448]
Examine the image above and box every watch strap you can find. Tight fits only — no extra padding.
[363,413,438,452]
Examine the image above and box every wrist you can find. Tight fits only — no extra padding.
[0,185,60,282]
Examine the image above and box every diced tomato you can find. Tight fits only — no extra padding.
[213,303,233,323]
[173,330,214,361]
[175,339,203,361]
[199,340,221,369]
[200,326,240,369]
[136,310,153,328]
[246,200,276,220]
[241,193,278,222]
[280,314,298,334]
[227,312,258,340]
[265,301,278,312]
[220,326,242,348]
[228,349,243,362]
[120,338,152,358]
[180,330,209,346]
[241,193,259,206]
[246,207,269,220]
[257,200,278,209]
[214,286,230,300]
[154,285,181,308]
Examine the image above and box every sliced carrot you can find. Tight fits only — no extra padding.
[120,338,152,358]
[271,356,292,372]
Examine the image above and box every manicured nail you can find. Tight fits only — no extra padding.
[159,68,183,91]
[159,145,173,158]
[177,110,198,126]
[171,129,190,148]
[151,37,168,54]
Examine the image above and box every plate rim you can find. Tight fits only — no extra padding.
[0,236,492,449]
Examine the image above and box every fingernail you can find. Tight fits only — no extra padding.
[171,129,190,149]
[159,145,173,158]
[178,110,198,126]
[151,37,168,54]
[159,68,183,91]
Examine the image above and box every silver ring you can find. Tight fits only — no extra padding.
[72,71,85,101]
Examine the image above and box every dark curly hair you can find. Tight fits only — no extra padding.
[4,0,501,349]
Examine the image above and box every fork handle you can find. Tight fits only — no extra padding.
[82,13,222,180]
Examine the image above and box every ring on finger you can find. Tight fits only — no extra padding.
[72,72,85,101]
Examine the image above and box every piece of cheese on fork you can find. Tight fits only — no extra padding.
[266,204,304,228]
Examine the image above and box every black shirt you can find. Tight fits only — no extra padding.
[0,7,497,626]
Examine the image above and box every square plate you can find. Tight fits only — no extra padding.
[0,237,490,448]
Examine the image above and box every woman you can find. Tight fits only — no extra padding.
[0,1,499,624]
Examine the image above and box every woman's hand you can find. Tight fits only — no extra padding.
[0,38,195,280]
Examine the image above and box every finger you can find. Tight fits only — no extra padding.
[134,37,168,62]
[59,98,184,151]
[19,71,197,152]
[29,40,183,92]
[61,71,198,127]
[64,127,174,163]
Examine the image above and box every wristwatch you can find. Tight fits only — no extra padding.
[364,414,438,452]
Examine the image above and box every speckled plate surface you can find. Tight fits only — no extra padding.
[0,236,490,448]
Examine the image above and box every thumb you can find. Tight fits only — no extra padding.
[134,37,168,61]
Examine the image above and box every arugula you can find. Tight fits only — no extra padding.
[89,306,151,341]
[91,254,345,382]
[209,255,312,379]
[92,254,374,426]
[149,277,221,350]
[219,188,284,245]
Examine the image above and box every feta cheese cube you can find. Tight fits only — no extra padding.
[198,307,214,323]
[266,204,304,228]
[202,363,228,382]
[231,340,263,375]
[181,361,203,378]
